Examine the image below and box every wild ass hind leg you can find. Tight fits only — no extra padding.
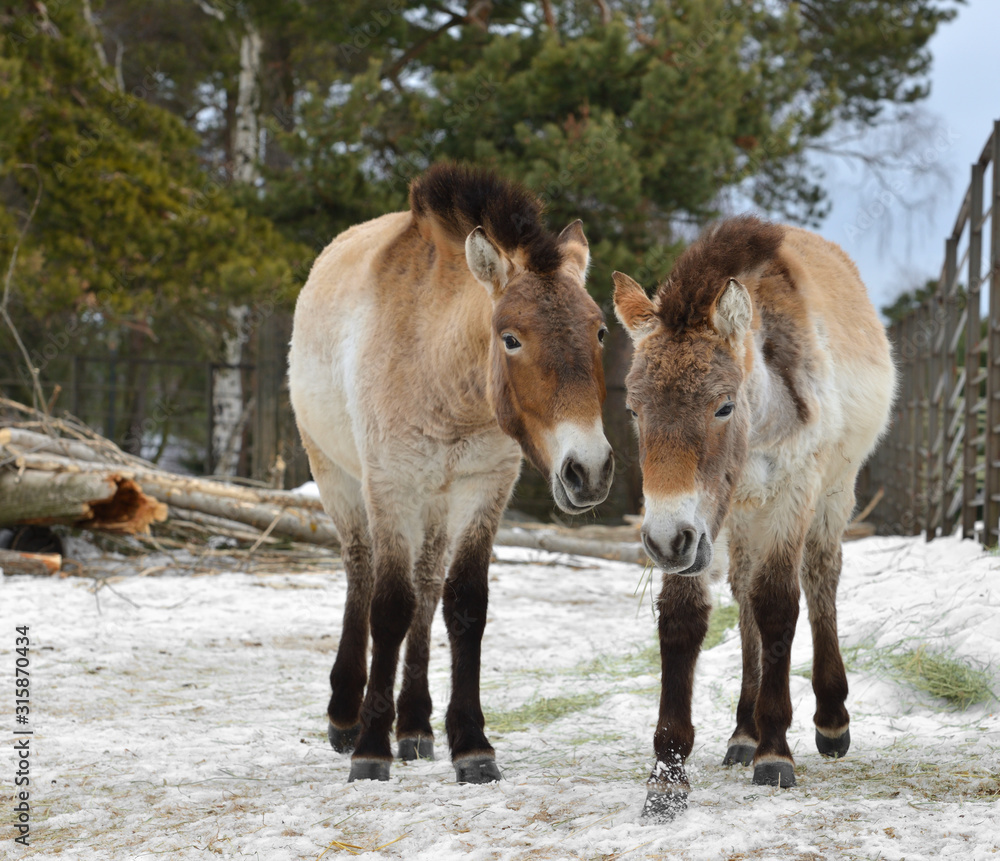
[748,523,807,789]
[298,428,371,756]
[801,494,853,760]
[723,538,760,768]
[348,485,418,783]
[443,476,515,785]
[395,518,447,762]
[328,530,372,755]
[642,572,712,823]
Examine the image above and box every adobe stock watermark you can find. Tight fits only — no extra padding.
[21,266,136,379]
[52,69,165,183]
[386,74,501,189]
[120,394,178,457]
[2,0,72,48]
[845,126,960,242]
[338,0,407,64]
[535,120,623,211]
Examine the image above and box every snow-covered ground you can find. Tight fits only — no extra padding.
[1,534,998,860]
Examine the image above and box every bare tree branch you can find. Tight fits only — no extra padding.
[541,0,556,30]
[382,12,466,85]
[194,0,226,21]
[113,36,125,92]
[1,164,47,413]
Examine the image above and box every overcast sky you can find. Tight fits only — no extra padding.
[817,0,1000,312]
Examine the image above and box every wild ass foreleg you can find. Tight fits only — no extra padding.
[642,573,712,823]
[395,522,448,761]
[802,520,850,759]
[443,519,501,784]
[749,544,802,788]
[349,531,415,782]
[724,541,760,767]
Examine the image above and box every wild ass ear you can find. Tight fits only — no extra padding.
[612,271,658,340]
[711,278,753,343]
[557,219,590,280]
[465,226,509,298]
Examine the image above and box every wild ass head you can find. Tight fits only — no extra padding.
[466,220,613,513]
[612,217,786,573]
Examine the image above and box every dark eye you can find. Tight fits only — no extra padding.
[626,407,637,419]
[715,401,735,419]
[502,333,521,351]
[598,326,608,344]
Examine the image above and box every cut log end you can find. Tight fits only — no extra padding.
[0,549,62,576]
[83,478,168,534]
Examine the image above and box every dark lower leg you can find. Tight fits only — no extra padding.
[643,574,711,820]
[395,612,435,757]
[351,544,415,772]
[803,535,850,757]
[750,562,800,786]
[443,526,497,781]
[328,538,373,745]
[395,526,446,758]
[724,544,760,765]
[724,597,761,766]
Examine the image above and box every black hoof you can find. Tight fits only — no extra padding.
[348,758,391,782]
[722,743,756,767]
[397,736,435,761]
[328,722,360,754]
[816,727,850,759]
[454,757,502,784]
[640,788,688,823]
[752,760,796,787]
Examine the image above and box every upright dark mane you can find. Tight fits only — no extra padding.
[410,164,564,276]
[656,216,786,332]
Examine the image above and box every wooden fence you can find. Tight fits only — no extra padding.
[867,120,1000,548]
[0,312,311,489]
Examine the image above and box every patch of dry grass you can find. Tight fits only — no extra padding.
[887,645,996,709]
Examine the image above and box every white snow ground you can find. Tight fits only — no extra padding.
[0,534,997,860]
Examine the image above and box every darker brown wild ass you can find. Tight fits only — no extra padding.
[613,216,894,821]
[289,164,613,784]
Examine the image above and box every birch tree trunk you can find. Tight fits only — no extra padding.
[211,304,250,476]
[232,21,263,185]
[211,18,263,475]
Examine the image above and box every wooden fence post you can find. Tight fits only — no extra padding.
[962,162,986,540]
[984,121,1000,548]
[940,235,960,536]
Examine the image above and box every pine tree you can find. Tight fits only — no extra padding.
[0,0,307,402]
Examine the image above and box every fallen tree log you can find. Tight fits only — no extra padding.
[0,549,62,576]
[2,429,326,508]
[494,527,647,564]
[0,426,128,466]
[140,477,338,546]
[0,449,337,546]
[2,430,653,563]
[0,469,167,533]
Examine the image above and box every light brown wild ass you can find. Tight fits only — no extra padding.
[289,164,614,784]
[613,216,894,821]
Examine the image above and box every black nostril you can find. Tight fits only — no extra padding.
[671,526,697,558]
[561,457,586,493]
[641,529,664,561]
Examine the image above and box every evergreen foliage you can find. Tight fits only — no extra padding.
[0,1,307,369]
